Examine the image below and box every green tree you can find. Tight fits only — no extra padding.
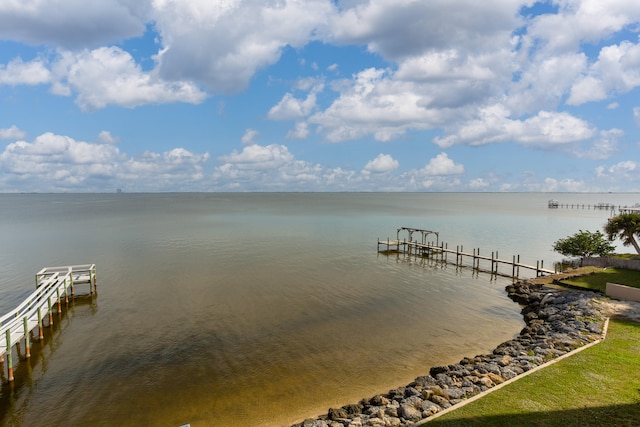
[604,212,640,255]
[552,230,615,263]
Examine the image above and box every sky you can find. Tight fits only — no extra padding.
[0,0,639,193]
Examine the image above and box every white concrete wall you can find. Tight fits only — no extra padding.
[606,282,640,303]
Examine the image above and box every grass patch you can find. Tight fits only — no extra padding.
[559,268,640,293]
[427,319,640,427]
[612,253,640,261]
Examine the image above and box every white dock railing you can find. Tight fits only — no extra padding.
[0,264,96,382]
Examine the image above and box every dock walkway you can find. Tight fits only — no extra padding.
[378,228,555,278]
[0,264,96,382]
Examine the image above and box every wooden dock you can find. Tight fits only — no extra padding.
[0,264,96,382]
[378,227,555,278]
[547,200,638,212]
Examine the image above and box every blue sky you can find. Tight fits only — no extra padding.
[0,0,639,192]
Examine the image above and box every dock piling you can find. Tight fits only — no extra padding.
[23,317,30,358]
[5,330,13,382]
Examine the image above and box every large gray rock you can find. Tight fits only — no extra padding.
[398,403,422,421]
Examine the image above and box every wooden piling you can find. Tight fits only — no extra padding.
[38,307,44,340]
[23,317,30,359]
[5,330,13,382]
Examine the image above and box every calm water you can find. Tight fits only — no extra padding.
[0,192,637,426]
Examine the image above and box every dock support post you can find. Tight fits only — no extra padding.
[23,317,30,359]
[5,330,13,382]
[37,307,44,340]
[491,251,495,274]
[47,297,54,326]
[56,288,62,313]
[512,255,516,278]
[473,248,476,270]
[64,276,69,304]
[517,255,520,277]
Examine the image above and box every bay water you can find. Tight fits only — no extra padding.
[0,192,636,426]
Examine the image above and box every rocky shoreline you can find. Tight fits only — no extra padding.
[292,280,607,427]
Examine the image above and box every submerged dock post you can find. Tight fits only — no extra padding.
[37,307,44,340]
[5,330,13,382]
[491,251,496,275]
[56,288,62,313]
[47,296,53,326]
[23,317,30,358]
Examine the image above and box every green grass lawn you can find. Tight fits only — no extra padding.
[559,268,640,292]
[426,319,640,427]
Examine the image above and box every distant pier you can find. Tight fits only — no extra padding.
[0,264,96,382]
[378,227,555,278]
[547,199,638,212]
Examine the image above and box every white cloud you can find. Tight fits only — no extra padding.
[0,132,122,180]
[286,122,310,140]
[386,153,465,191]
[395,49,497,82]
[241,129,259,146]
[506,53,587,116]
[214,143,338,190]
[568,40,640,105]
[525,0,640,54]
[0,0,148,48]
[594,160,640,191]
[469,178,490,190]
[635,107,640,126]
[331,0,521,60]
[577,129,622,160]
[218,144,295,171]
[0,125,27,140]
[97,130,120,144]
[0,57,51,85]
[362,154,399,174]
[212,143,410,191]
[0,132,209,192]
[596,160,638,178]
[309,67,446,142]
[541,177,586,192]
[268,91,317,120]
[434,107,597,149]
[153,0,334,94]
[422,153,464,176]
[52,47,206,110]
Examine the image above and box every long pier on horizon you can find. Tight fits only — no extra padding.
[0,264,96,382]
[377,227,555,278]
[547,200,640,213]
